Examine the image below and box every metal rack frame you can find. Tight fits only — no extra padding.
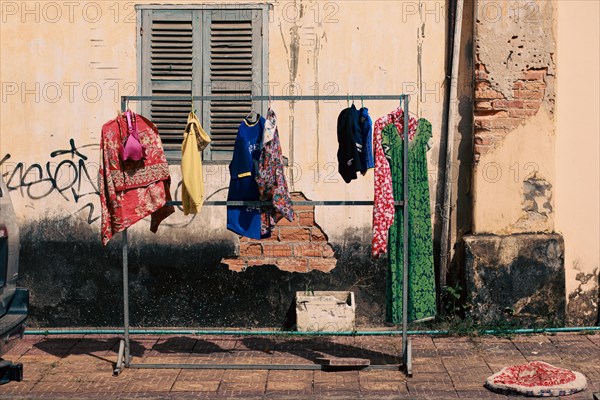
[114,94,412,376]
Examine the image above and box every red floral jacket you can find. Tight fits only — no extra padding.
[99,112,174,245]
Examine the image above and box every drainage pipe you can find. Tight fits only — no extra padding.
[24,326,600,336]
[439,0,465,295]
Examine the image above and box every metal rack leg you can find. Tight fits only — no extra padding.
[114,229,131,376]
[114,339,125,376]
[402,96,410,377]
[118,99,131,371]
[123,229,131,367]
[404,337,412,377]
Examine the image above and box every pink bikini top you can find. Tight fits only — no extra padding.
[119,110,145,162]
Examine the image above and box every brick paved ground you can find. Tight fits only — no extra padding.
[0,332,598,399]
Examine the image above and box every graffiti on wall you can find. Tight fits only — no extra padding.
[0,139,101,223]
[0,139,229,226]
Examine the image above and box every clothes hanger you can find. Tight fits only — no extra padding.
[403,94,420,119]
[121,98,132,130]
[118,99,131,118]
[245,103,258,123]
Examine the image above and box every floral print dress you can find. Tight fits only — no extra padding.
[256,108,294,234]
[381,118,436,324]
[372,107,418,258]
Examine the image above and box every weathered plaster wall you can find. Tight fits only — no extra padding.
[266,0,448,243]
[0,0,448,237]
[0,1,450,326]
[19,219,388,327]
[465,0,567,324]
[555,0,600,325]
[472,0,556,235]
[469,0,599,325]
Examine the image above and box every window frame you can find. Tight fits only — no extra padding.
[135,4,270,164]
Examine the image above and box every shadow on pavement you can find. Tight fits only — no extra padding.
[241,337,400,365]
[31,336,399,366]
[32,337,231,359]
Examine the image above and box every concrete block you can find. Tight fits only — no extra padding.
[296,291,355,332]
[464,233,565,324]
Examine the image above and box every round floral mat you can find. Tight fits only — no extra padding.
[485,361,587,397]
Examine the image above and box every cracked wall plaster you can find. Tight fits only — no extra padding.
[476,0,555,102]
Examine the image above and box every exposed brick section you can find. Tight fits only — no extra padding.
[475,117,520,130]
[509,108,538,118]
[225,259,247,272]
[473,61,548,162]
[222,192,337,273]
[474,81,504,100]
[276,258,309,273]
[491,99,523,109]
[240,234,279,243]
[475,62,489,81]
[299,211,315,225]
[475,100,492,110]
[310,227,328,242]
[245,258,273,268]
[522,69,547,81]
[279,227,311,242]
[263,243,293,258]
[290,192,313,210]
[276,213,299,226]
[294,243,325,257]
[322,244,335,258]
[240,243,262,257]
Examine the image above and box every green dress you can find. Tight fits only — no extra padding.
[382,119,436,324]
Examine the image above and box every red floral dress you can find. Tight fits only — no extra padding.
[99,113,174,245]
[256,108,294,234]
[371,107,418,257]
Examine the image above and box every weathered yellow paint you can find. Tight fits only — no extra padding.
[471,0,598,314]
[0,0,448,244]
[556,0,600,308]
[2,0,594,318]
[472,107,556,235]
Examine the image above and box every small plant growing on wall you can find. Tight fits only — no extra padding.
[303,278,314,296]
[441,284,471,319]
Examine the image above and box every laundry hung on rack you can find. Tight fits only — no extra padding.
[381,116,436,324]
[256,108,294,235]
[371,106,418,257]
[227,114,269,240]
[336,103,375,183]
[358,106,375,171]
[181,110,211,215]
[99,111,175,245]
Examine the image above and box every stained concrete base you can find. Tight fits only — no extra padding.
[464,233,565,325]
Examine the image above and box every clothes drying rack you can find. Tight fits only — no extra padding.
[114,94,414,376]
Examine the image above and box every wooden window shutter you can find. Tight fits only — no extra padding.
[140,8,264,162]
[140,10,202,162]
[202,9,263,160]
